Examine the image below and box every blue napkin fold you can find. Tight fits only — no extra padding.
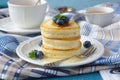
[0,35,19,57]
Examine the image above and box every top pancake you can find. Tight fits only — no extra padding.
[41,20,80,39]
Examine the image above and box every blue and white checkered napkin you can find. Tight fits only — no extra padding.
[0,2,120,80]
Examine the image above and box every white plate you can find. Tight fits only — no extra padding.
[16,35,104,68]
[0,17,40,35]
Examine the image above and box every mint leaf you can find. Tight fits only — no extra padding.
[61,16,66,19]
[55,14,61,19]
[55,14,66,20]
[29,51,37,59]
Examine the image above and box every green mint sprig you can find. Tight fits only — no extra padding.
[55,14,66,20]
[29,50,37,59]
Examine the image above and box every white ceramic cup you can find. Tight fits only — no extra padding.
[8,0,49,29]
[85,7,114,27]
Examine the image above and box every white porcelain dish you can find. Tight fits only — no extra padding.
[16,35,104,68]
[0,17,40,35]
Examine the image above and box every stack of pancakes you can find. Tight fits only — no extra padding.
[41,20,82,59]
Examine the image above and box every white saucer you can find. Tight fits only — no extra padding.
[16,35,104,68]
[0,17,40,35]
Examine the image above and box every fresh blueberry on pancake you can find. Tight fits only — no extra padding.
[52,14,70,26]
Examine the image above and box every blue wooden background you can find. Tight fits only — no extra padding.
[1,0,120,10]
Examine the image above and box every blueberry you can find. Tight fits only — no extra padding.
[29,50,44,59]
[38,40,42,46]
[52,17,57,23]
[52,14,71,26]
[83,41,92,48]
[56,19,65,25]
[36,51,44,59]
[64,17,70,23]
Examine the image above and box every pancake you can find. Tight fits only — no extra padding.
[41,20,80,39]
[41,44,82,59]
[42,36,81,50]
